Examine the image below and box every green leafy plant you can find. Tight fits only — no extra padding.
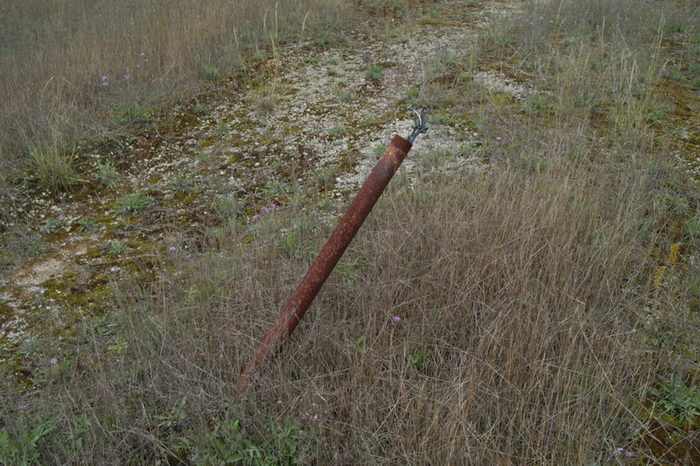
[190,419,301,464]
[649,376,700,424]
[0,417,57,466]
[156,398,188,432]
[409,346,433,370]
[94,161,119,188]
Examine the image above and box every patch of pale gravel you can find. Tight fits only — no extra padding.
[473,69,533,99]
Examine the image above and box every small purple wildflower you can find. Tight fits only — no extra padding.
[17,404,28,410]
[614,447,634,457]
[168,246,177,252]
[140,52,146,57]
[252,214,261,221]
[261,206,270,213]
[496,136,502,141]
[102,81,109,87]
[391,316,402,323]
[49,358,58,365]
[124,73,130,80]
[311,414,320,422]
[136,64,141,69]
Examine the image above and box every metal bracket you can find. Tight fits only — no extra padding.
[407,105,429,143]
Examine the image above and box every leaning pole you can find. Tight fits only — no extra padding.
[237,107,428,392]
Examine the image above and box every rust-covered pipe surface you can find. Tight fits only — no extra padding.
[237,135,412,391]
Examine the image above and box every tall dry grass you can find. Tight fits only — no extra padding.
[9,156,663,463]
[0,0,350,187]
[1,0,698,463]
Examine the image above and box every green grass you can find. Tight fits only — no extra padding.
[27,143,79,192]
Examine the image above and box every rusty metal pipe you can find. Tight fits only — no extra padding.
[237,135,413,391]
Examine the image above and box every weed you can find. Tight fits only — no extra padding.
[113,102,151,124]
[0,417,57,465]
[520,94,547,114]
[27,143,79,192]
[107,337,129,355]
[39,219,63,234]
[328,125,348,138]
[365,64,384,82]
[311,167,335,188]
[662,193,690,215]
[106,241,129,255]
[358,0,406,15]
[169,175,192,192]
[686,214,700,237]
[94,161,119,188]
[408,346,433,370]
[261,179,292,198]
[156,398,188,431]
[373,143,388,157]
[649,376,700,425]
[326,67,338,76]
[279,229,302,257]
[202,64,220,80]
[335,89,359,103]
[432,113,455,126]
[250,85,280,117]
[196,152,214,164]
[113,192,152,215]
[405,85,420,105]
[362,115,383,126]
[215,194,244,222]
[190,419,300,464]
[77,218,98,231]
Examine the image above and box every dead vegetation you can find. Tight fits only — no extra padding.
[1,0,699,463]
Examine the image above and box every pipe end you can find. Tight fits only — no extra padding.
[390,135,412,154]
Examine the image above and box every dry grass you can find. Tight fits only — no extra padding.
[5,156,668,463]
[1,0,699,463]
[0,0,351,187]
